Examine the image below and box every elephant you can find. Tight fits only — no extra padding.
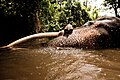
[2,16,120,49]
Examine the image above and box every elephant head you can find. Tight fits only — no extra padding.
[48,16,120,49]
[2,16,120,49]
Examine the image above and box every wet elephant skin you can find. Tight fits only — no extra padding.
[48,17,120,49]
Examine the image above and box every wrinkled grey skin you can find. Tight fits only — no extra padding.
[48,16,120,49]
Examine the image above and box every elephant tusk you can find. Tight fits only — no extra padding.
[2,31,63,48]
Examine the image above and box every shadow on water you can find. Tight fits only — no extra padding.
[0,40,120,80]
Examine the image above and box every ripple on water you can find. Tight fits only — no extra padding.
[0,47,120,80]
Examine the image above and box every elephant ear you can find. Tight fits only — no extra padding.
[63,24,73,37]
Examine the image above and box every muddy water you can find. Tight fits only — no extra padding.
[0,41,120,80]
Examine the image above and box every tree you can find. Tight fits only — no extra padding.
[119,0,120,8]
[0,0,41,33]
[0,0,96,46]
[82,0,98,19]
[103,0,119,17]
[0,0,42,46]
[40,0,92,32]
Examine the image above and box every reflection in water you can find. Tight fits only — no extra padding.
[0,42,120,80]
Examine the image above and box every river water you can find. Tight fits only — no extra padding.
[0,39,120,80]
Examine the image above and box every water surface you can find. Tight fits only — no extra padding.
[0,40,120,80]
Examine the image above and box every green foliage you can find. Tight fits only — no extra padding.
[0,0,41,34]
[0,0,97,33]
[40,0,61,32]
[91,7,98,19]
[40,0,93,32]
[0,0,15,15]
